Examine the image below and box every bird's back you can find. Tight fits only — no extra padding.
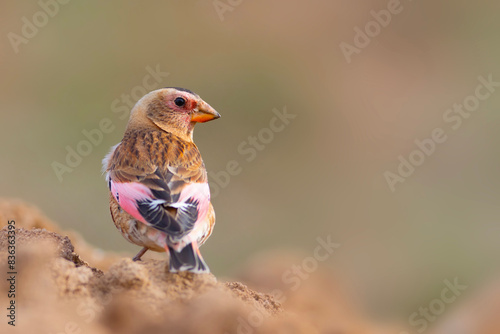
[107,128,207,184]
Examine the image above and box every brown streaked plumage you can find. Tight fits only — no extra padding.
[102,87,220,273]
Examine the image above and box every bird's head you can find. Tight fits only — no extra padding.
[127,87,220,141]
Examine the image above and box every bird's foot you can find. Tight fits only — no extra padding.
[132,247,148,261]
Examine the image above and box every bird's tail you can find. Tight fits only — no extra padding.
[168,242,209,273]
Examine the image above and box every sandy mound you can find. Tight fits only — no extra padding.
[0,226,288,334]
[4,198,499,334]
[0,198,120,270]
[0,200,303,334]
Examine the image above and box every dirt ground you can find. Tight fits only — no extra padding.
[0,198,499,334]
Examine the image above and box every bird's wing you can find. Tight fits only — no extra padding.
[105,137,210,240]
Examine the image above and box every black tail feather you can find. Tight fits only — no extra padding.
[168,243,209,273]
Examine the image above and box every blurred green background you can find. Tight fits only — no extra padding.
[1,0,500,321]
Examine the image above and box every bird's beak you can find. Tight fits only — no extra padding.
[191,101,221,123]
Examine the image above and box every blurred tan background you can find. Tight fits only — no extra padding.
[1,0,500,323]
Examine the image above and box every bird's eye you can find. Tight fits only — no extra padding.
[174,97,186,107]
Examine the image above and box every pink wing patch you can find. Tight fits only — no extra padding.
[176,182,211,227]
[110,180,154,224]
[109,177,210,234]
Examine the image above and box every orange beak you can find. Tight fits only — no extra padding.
[191,101,221,123]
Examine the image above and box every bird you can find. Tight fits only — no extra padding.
[102,87,220,273]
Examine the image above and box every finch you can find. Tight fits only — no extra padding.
[102,87,220,273]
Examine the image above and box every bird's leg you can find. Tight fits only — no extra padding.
[132,247,148,261]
